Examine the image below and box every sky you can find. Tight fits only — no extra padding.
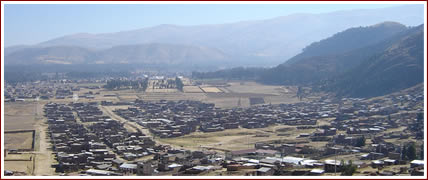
[3,3,413,47]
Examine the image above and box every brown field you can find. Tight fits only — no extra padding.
[225,81,289,95]
[201,87,223,93]
[183,86,204,93]
[138,92,206,101]
[199,81,301,108]
[157,124,318,151]
[4,102,43,130]
[63,81,300,109]
[4,160,34,175]
[4,152,35,175]
[4,153,33,161]
[146,88,179,93]
[117,95,139,101]
[4,132,34,150]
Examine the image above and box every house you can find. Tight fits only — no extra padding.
[309,169,325,176]
[84,169,121,176]
[119,163,138,174]
[371,160,384,168]
[324,160,343,172]
[256,167,274,176]
[410,160,424,168]
[137,162,154,176]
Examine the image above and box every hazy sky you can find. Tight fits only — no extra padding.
[3,4,411,47]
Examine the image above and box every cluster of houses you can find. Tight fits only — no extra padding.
[4,80,103,102]
[112,99,340,138]
[4,82,56,101]
[109,85,423,176]
[11,76,422,176]
[43,102,230,176]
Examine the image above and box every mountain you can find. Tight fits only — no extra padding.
[96,43,228,65]
[284,21,408,65]
[5,46,96,65]
[194,22,424,98]
[259,22,411,85]
[4,43,228,66]
[25,5,423,65]
[327,24,424,97]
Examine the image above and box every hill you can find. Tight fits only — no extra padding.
[327,25,424,97]
[259,22,411,85]
[5,43,228,66]
[284,21,407,65]
[96,43,228,65]
[5,46,96,65]
[194,23,424,98]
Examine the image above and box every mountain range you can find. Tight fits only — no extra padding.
[5,5,424,67]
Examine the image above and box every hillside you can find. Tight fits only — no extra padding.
[284,21,407,65]
[5,43,228,66]
[258,22,412,85]
[5,46,96,65]
[327,25,424,97]
[96,43,228,65]
[194,23,424,98]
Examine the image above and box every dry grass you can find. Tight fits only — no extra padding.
[146,88,179,93]
[201,87,223,93]
[157,125,318,151]
[4,160,34,175]
[5,132,34,150]
[4,102,42,130]
[225,82,288,95]
[183,86,204,93]
[4,154,33,161]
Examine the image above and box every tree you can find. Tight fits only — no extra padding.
[407,143,417,160]
[341,160,357,176]
[420,144,424,160]
[402,145,408,160]
[355,136,366,147]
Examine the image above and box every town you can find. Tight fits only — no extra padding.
[3,76,425,176]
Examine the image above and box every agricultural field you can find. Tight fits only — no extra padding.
[4,131,34,150]
[201,87,223,93]
[4,160,34,175]
[183,86,204,93]
[197,81,301,108]
[4,102,42,130]
[4,153,35,175]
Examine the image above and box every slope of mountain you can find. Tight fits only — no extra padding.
[96,43,228,65]
[327,25,424,97]
[32,5,423,65]
[5,46,96,65]
[4,43,228,66]
[284,21,407,65]
[259,22,412,85]
[195,23,424,98]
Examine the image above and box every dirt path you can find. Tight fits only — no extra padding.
[33,104,56,176]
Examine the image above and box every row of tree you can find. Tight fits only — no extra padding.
[104,78,148,91]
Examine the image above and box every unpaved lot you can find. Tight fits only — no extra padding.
[4,132,33,150]
[4,102,42,130]
[157,125,318,151]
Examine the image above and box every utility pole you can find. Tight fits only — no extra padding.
[334,146,337,176]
